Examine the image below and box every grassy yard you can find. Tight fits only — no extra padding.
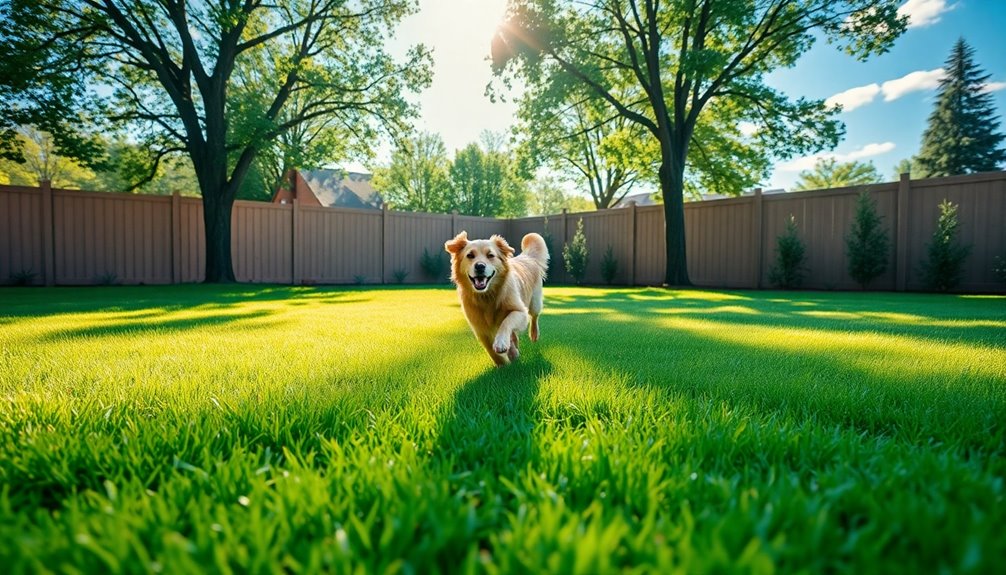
[0,285,1004,573]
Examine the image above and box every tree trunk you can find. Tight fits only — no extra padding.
[660,150,691,286]
[202,190,237,283]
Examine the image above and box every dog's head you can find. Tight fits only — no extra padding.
[445,231,515,294]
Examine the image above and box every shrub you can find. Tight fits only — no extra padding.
[846,191,889,289]
[601,244,618,284]
[920,199,971,291]
[95,271,119,286]
[354,275,367,285]
[769,215,806,289]
[994,256,1006,284]
[563,218,589,285]
[420,247,447,282]
[392,268,409,284]
[8,268,36,286]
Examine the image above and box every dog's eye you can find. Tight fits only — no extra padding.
[487,252,495,258]
[466,252,475,259]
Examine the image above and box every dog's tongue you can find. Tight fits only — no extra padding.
[473,276,488,290]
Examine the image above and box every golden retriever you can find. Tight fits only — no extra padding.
[444,231,549,366]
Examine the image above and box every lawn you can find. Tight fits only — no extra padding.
[1,285,1004,573]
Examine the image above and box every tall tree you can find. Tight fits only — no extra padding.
[1,0,430,282]
[915,38,1006,177]
[449,137,528,217]
[0,126,96,188]
[891,158,913,180]
[793,158,882,191]
[492,0,905,285]
[372,132,452,213]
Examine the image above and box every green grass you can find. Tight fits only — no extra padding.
[1,285,1004,574]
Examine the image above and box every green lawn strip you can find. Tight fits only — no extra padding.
[0,285,1003,573]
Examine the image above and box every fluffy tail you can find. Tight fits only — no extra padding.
[520,233,550,275]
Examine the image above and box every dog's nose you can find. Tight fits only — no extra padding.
[474,262,486,274]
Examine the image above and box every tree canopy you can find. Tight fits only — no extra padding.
[793,158,882,191]
[492,0,906,285]
[1,0,431,282]
[372,132,453,213]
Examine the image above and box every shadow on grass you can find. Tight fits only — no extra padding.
[543,288,1006,452]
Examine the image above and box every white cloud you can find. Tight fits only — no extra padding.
[778,142,896,172]
[825,84,881,111]
[980,81,1006,94]
[881,68,944,101]
[898,0,956,28]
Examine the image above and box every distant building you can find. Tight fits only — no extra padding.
[271,169,383,210]
[699,188,786,201]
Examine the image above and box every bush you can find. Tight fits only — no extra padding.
[601,244,618,284]
[8,268,36,286]
[420,247,447,282]
[846,191,889,289]
[920,199,971,291]
[563,218,589,285]
[769,215,806,289]
[392,268,409,284]
[994,256,1006,284]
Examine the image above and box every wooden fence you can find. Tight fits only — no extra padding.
[2,171,1004,292]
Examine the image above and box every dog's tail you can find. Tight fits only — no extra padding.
[520,233,550,275]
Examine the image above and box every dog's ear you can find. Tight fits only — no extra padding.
[491,235,515,258]
[445,231,469,255]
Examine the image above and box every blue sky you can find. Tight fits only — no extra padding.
[383,0,1006,192]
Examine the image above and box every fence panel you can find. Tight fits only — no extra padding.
[0,187,44,285]
[52,189,172,285]
[232,201,293,284]
[298,206,382,284]
[634,205,666,286]
[387,211,453,284]
[685,197,756,288]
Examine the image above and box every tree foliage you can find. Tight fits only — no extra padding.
[846,191,889,288]
[916,38,1006,177]
[920,199,971,291]
[492,0,905,285]
[1,0,431,282]
[526,174,594,216]
[793,158,882,191]
[372,132,452,213]
[449,137,527,218]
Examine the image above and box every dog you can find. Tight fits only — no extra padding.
[445,231,549,366]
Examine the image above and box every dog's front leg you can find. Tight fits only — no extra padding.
[493,310,528,355]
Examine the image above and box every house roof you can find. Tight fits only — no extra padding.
[300,169,382,210]
[612,192,658,208]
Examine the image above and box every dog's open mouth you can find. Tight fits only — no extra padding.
[469,272,494,292]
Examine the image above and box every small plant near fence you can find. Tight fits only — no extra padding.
[8,268,37,286]
[354,275,367,285]
[94,271,119,286]
[769,215,807,289]
[420,247,448,283]
[994,256,1006,284]
[563,218,589,285]
[601,244,618,285]
[846,191,889,289]
[920,199,971,291]
[392,268,409,284]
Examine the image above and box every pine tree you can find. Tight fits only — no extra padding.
[769,215,806,289]
[846,191,889,289]
[916,38,1006,177]
[920,199,972,291]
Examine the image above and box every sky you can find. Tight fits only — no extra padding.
[378,0,1006,193]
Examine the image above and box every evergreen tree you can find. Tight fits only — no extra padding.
[916,39,1006,177]
[846,191,890,289]
[563,219,589,285]
[769,215,807,289]
[920,199,972,291]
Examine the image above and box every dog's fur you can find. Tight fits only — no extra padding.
[445,231,549,366]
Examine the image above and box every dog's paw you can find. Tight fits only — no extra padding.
[493,337,510,354]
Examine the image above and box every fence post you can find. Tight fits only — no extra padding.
[171,191,181,284]
[753,188,764,289]
[628,201,637,286]
[40,180,55,286]
[292,198,300,285]
[896,172,910,291]
[561,208,569,284]
[381,202,389,284]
